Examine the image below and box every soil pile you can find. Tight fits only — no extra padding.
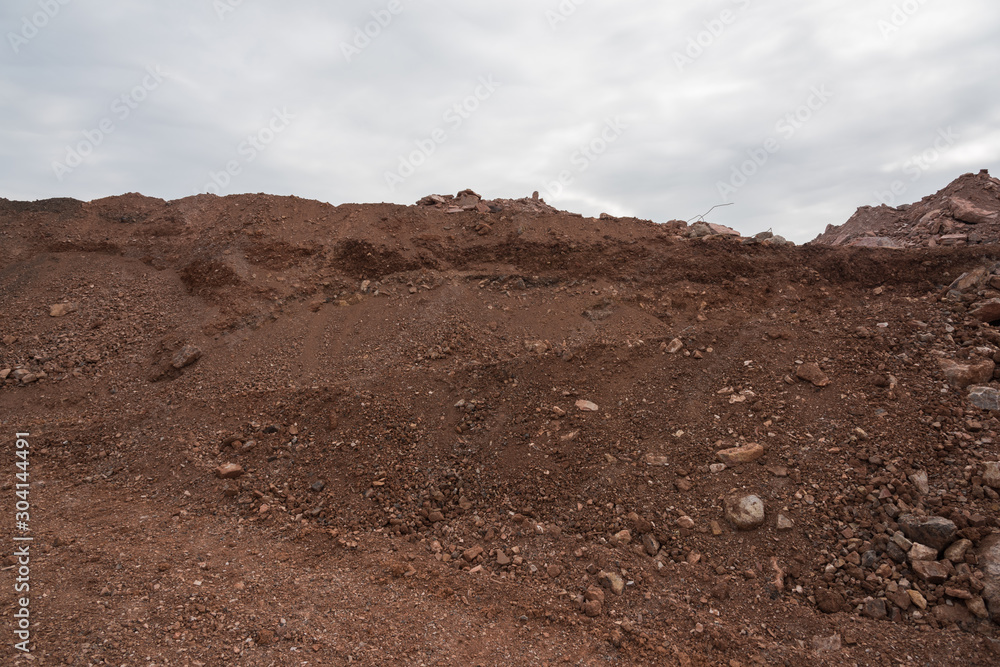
[3,186,1000,665]
[811,170,1000,248]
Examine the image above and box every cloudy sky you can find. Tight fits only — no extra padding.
[2,1,999,242]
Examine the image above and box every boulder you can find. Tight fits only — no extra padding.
[938,358,994,388]
[983,461,1000,489]
[911,560,952,585]
[970,298,1000,323]
[215,463,244,479]
[795,362,830,387]
[898,514,958,551]
[979,533,1000,622]
[724,494,765,530]
[716,442,765,465]
[969,386,1000,411]
[949,197,999,225]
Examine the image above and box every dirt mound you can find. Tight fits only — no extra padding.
[3,187,1000,665]
[811,170,1000,248]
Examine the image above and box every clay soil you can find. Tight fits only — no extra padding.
[2,192,1000,666]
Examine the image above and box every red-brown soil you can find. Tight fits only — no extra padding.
[2,188,1000,666]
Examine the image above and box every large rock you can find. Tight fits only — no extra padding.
[970,298,1000,323]
[909,543,938,562]
[716,442,765,465]
[724,494,765,530]
[49,302,77,317]
[171,345,203,369]
[983,461,1000,489]
[898,514,957,551]
[795,363,830,387]
[980,533,1000,622]
[815,588,845,613]
[597,570,625,595]
[215,463,244,479]
[938,358,995,388]
[969,386,1000,411]
[911,560,951,585]
[949,197,999,225]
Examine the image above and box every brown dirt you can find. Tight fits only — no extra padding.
[3,188,1000,666]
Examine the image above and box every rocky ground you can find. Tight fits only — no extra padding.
[3,187,1000,665]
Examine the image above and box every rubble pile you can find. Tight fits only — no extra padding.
[812,169,1000,248]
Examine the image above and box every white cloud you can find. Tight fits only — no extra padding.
[2,0,998,242]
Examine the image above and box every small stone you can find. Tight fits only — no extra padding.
[795,362,830,387]
[911,560,951,584]
[776,514,794,531]
[666,338,683,354]
[967,596,989,619]
[462,546,483,562]
[908,470,930,495]
[546,564,563,578]
[709,463,727,473]
[575,399,599,412]
[215,463,244,479]
[258,503,270,514]
[427,510,444,523]
[49,303,77,317]
[886,588,911,611]
[0,369,9,380]
[812,634,842,652]
[613,529,632,545]
[496,550,511,566]
[907,589,928,610]
[585,586,605,604]
[171,345,203,369]
[716,442,765,465]
[642,533,660,557]
[310,481,325,493]
[862,598,887,620]
[815,588,845,613]
[598,570,625,595]
[945,587,972,600]
[582,599,602,617]
[898,514,957,551]
[909,543,938,562]
[644,454,670,466]
[710,520,723,536]
[676,515,695,530]
[944,539,973,563]
[724,494,765,530]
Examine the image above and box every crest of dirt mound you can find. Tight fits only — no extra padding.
[811,169,1000,248]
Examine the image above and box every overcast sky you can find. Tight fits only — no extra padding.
[2,1,998,242]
